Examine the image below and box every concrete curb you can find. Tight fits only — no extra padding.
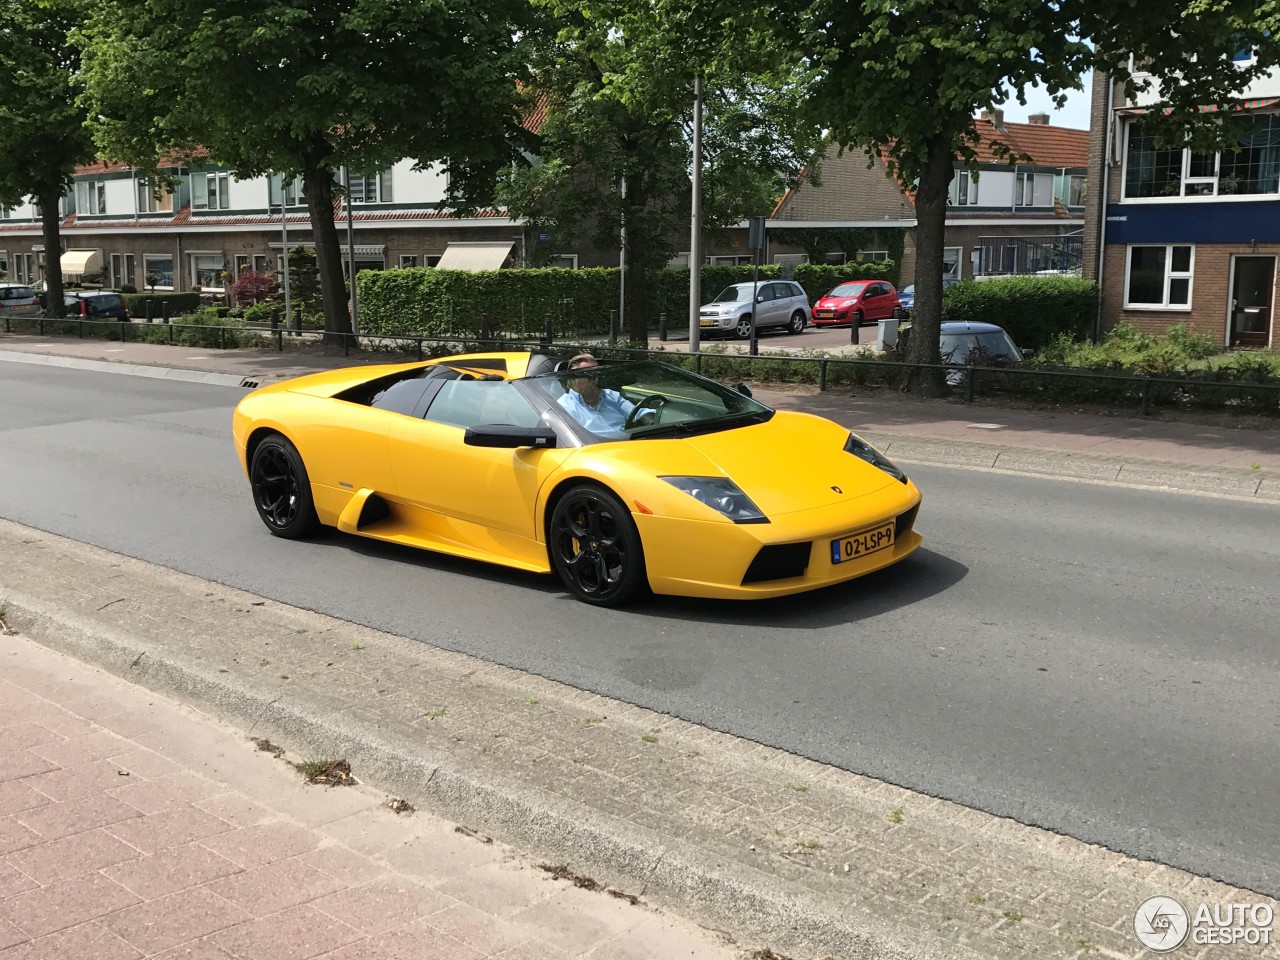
[0,348,252,388]
[865,434,1280,503]
[2,593,956,960]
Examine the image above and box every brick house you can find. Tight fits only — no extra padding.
[1082,58,1280,348]
[757,110,1088,283]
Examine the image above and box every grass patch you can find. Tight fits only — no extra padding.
[887,808,904,824]
[422,708,447,720]
[1002,909,1024,923]
[292,758,354,785]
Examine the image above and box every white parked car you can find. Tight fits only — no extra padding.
[698,280,811,339]
[0,283,43,319]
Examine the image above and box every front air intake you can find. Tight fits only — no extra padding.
[895,504,919,539]
[742,542,811,584]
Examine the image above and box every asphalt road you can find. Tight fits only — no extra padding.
[3,361,1278,896]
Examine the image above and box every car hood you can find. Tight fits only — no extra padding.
[594,411,901,516]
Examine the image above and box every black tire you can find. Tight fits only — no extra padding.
[787,311,806,335]
[249,433,321,539]
[733,315,754,340]
[549,485,647,606]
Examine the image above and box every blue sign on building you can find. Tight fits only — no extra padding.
[1105,201,1280,244]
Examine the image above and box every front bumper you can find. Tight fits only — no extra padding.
[635,484,923,599]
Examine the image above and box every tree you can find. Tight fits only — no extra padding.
[0,0,96,317]
[78,0,532,341]
[606,0,1278,394]
[498,2,821,342]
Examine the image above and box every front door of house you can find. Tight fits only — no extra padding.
[1229,256,1275,348]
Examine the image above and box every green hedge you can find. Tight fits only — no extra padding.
[940,275,1096,351]
[123,292,202,318]
[358,267,619,339]
[793,261,899,305]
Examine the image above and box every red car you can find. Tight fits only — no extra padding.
[811,279,900,326]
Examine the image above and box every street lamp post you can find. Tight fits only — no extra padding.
[689,75,703,353]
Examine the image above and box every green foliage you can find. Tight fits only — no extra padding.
[287,247,322,317]
[122,292,202,317]
[358,267,620,338]
[794,262,900,305]
[940,276,1096,351]
[243,302,277,324]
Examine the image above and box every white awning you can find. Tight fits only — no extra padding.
[61,249,101,276]
[434,241,514,272]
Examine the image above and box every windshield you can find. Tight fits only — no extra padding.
[711,286,753,303]
[526,361,773,444]
[940,331,1022,364]
[829,282,868,298]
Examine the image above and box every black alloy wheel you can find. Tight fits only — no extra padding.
[549,485,646,606]
[249,433,321,539]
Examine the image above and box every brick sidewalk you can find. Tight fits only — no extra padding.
[0,633,736,960]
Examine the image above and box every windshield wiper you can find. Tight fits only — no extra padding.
[633,409,773,440]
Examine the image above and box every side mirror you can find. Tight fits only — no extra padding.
[732,382,753,397]
[756,294,766,303]
[1021,348,1035,360]
[464,425,558,449]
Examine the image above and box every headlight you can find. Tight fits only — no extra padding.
[662,476,768,523]
[844,433,908,483]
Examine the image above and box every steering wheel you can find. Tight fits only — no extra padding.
[623,394,669,430]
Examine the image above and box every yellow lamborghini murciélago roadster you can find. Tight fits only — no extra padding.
[232,352,922,606]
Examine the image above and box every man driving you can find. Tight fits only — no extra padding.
[557,353,635,436]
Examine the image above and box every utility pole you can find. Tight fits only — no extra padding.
[280,183,291,328]
[344,168,357,334]
[689,75,703,353]
[618,174,627,341]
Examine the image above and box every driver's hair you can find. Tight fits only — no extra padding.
[567,353,598,370]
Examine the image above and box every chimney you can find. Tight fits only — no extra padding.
[980,108,1006,131]
[1029,112,1050,125]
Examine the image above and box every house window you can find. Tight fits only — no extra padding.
[191,253,226,289]
[143,255,174,289]
[1068,175,1085,205]
[136,179,172,213]
[1125,245,1193,309]
[268,175,306,208]
[192,172,231,210]
[0,250,7,277]
[709,255,754,265]
[110,253,136,289]
[399,255,418,268]
[347,170,393,204]
[75,180,107,215]
[856,250,887,263]
[235,255,271,276]
[547,254,578,269]
[425,255,442,267]
[1126,115,1280,197]
[943,247,962,278]
[951,170,978,205]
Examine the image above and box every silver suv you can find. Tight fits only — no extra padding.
[698,280,811,339]
[0,283,43,320]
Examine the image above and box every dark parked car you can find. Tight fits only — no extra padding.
[898,276,962,315]
[64,290,131,321]
[898,320,1033,384]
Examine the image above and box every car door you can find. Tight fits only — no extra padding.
[862,282,887,319]
[763,283,789,327]
[386,379,571,553]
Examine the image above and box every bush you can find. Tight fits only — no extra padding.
[243,301,277,324]
[231,270,278,306]
[941,275,1096,350]
[130,309,266,348]
[123,291,201,319]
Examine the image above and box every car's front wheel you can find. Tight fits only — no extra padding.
[733,315,754,340]
[787,311,806,335]
[549,485,647,606]
[249,433,321,539]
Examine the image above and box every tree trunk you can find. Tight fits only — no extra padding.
[901,137,955,398]
[302,160,353,343]
[38,188,66,318]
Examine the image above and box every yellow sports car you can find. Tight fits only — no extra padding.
[231,351,923,605]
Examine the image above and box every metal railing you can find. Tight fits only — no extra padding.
[5,313,1278,417]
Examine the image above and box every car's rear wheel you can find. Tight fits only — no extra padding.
[549,485,647,606]
[733,315,754,340]
[787,311,806,335]
[249,433,320,539]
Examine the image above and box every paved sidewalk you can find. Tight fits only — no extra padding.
[4,331,1280,501]
[0,630,738,960]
